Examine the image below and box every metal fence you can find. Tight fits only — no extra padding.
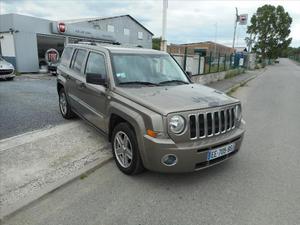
[171,48,251,76]
[289,53,300,63]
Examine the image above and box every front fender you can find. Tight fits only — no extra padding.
[107,101,150,166]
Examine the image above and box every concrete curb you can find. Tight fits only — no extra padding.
[225,74,258,94]
[1,154,113,221]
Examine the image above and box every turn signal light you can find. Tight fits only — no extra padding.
[147,129,157,138]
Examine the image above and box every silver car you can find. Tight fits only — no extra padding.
[0,56,15,80]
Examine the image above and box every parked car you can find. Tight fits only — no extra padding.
[0,56,15,80]
[57,43,245,175]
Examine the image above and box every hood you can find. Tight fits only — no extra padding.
[115,84,239,115]
[0,59,14,69]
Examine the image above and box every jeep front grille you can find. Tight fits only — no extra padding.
[189,106,237,139]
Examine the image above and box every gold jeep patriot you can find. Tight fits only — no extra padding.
[57,43,245,175]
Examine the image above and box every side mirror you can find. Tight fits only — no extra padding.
[185,71,192,78]
[86,73,107,87]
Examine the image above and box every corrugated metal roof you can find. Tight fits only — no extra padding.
[64,14,154,36]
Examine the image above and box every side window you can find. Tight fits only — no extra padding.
[71,49,86,73]
[60,47,73,66]
[107,25,114,32]
[85,52,107,79]
[138,32,143,40]
[124,28,130,36]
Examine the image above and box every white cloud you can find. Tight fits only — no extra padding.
[1,0,299,47]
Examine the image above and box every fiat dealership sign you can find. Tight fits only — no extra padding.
[51,22,115,42]
[57,22,66,33]
[45,48,59,64]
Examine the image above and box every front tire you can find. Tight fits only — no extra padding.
[6,77,14,81]
[59,88,75,119]
[112,123,145,175]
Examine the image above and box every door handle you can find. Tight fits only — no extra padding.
[65,75,70,80]
[78,82,86,89]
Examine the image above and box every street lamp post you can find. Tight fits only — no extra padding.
[161,0,168,52]
[232,7,238,50]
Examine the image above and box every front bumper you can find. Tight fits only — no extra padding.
[0,69,15,79]
[142,122,245,173]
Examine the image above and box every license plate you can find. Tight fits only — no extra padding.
[207,143,235,161]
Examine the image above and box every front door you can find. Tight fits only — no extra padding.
[79,51,108,131]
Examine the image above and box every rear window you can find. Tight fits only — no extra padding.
[60,47,73,66]
[71,49,87,73]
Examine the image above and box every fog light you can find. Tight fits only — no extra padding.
[161,154,177,166]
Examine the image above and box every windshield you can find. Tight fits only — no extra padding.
[111,53,190,86]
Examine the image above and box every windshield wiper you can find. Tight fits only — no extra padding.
[159,80,189,85]
[118,81,159,86]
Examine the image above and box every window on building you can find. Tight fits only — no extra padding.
[138,31,143,40]
[60,47,73,67]
[85,52,107,79]
[93,24,100,30]
[71,49,87,73]
[124,28,130,36]
[107,25,114,32]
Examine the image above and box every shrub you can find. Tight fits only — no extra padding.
[225,68,245,79]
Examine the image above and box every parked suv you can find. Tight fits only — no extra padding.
[57,43,245,175]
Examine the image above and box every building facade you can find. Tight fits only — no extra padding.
[167,41,234,57]
[0,14,153,72]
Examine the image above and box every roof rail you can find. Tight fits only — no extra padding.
[75,40,121,46]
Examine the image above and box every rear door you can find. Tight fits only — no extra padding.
[66,48,88,115]
[57,46,74,93]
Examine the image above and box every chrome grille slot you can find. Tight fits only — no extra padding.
[214,112,220,134]
[199,114,205,137]
[188,105,238,140]
[190,115,196,139]
[226,109,230,130]
[231,108,235,128]
[207,113,213,136]
[221,110,225,132]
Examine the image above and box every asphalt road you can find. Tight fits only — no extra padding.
[0,75,67,139]
[3,59,300,225]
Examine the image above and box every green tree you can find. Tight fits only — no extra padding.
[152,37,161,50]
[247,5,292,60]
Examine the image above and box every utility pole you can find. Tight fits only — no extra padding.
[214,22,218,59]
[161,0,168,52]
[232,7,238,50]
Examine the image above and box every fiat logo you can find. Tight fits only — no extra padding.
[57,22,66,33]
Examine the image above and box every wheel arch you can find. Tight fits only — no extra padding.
[108,103,149,166]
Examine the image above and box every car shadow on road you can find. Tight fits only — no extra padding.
[128,158,237,188]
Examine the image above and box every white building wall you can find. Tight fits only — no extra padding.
[0,33,16,57]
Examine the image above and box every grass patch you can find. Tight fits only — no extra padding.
[15,71,21,76]
[80,173,88,180]
[225,68,245,79]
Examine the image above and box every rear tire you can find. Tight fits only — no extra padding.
[59,88,75,119]
[112,122,145,175]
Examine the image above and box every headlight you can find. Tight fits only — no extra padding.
[169,115,185,134]
[235,104,242,121]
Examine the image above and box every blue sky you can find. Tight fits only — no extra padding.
[1,0,299,47]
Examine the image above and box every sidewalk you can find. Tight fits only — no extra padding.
[0,68,264,219]
[0,121,112,219]
[207,69,265,93]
